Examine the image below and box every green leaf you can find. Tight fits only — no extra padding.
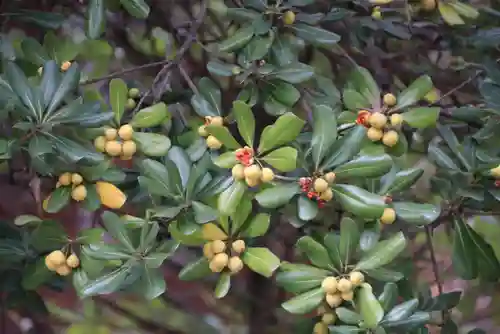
[218,180,246,215]
[291,23,341,46]
[119,0,150,19]
[334,154,392,179]
[395,75,433,110]
[4,62,39,119]
[179,257,211,280]
[261,147,297,172]
[428,144,460,170]
[212,151,238,168]
[44,187,71,213]
[218,25,254,52]
[258,112,305,153]
[378,167,423,195]
[296,236,333,269]
[130,102,170,128]
[452,216,478,280]
[14,215,42,226]
[355,232,407,271]
[81,244,131,260]
[364,268,404,282]
[191,94,218,117]
[271,62,314,84]
[356,283,384,328]
[206,125,241,150]
[382,312,430,330]
[81,264,132,296]
[87,0,105,39]
[263,96,290,116]
[214,273,231,299]
[192,201,219,224]
[255,183,300,208]
[393,202,441,226]
[45,64,81,117]
[109,78,128,124]
[22,258,54,290]
[199,77,222,115]
[244,34,274,61]
[348,66,380,106]
[378,282,398,311]
[403,107,439,128]
[53,136,104,164]
[332,184,386,219]
[269,81,300,107]
[468,225,500,281]
[207,61,236,77]
[232,101,255,147]
[241,247,281,277]
[335,308,362,325]
[30,220,67,252]
[133,132,171,157]
[297,196,319,221]
[40,61,60,108]
[281,287,324,314]
[339,217,360,266]
[438,3,464,25]
[21,38,49,65]
[167,146,191,189]
[343,89,370,110]
[329,326,364,334]
[276,264,329,294]
[131,266,165,300]
[321,126,366,170]
[311,105,337,167]
[242,213,270,238]
[323,233,343,270]
[383,299,419,322]
[101,211,135,252]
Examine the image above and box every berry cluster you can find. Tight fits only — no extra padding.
[299,173,335,208]
[94,124,137,160]
[45,250,80,276]
[198,116,225,149]
[232,148,274,187]
[203,239,246,274]
[57,172,87,202]
[313,272,365,334]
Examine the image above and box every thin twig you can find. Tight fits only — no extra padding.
[178,64,200,95]
[81,60,169,86]
[431,70,483,106]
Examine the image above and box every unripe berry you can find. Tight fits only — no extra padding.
[126,98,136,110]
[367,127,384,142]
[122,140,137,156]
[326,293,343,307]
[71,185,87,202]
[244,165,262,180]
[211,240,226,254]
[313,322,328,334]
[105,141,123,156]
[383,93,397,107]
[56,264,72,276]
[390,113,403,127]
[206,135,222,149]
[349,271,365,286]
[198,125,208,137]
[421,0,437,11]
[382,130,399,147]
[71,173,83,185]
[321,313,337,325]
[58,172,72,186]
[261,168,274,183]
[118,124,134,140]
[45,256,58,271]
[232,239,246,254]
[203,242,214,259]
[94,136,106,152]
[232,67,242,75]
[337,278,353,292]
[314,178,329,193]
[232,164,245,180]
[324,172,336,184]
[245,177,259,187]
[105,128,118,140]
[210,253,229,272]
[321,276,338,294]
[228,256,244,274]
[320,188,333,202]
[341,290,354,301]
[380,208,396,224]
[210,116,224,127]
[66,254,80,268]
[372,7,382,19]
[128,88,140,99]
[369,112,388,129]
[283,11,296,25]
[491,165,500,178]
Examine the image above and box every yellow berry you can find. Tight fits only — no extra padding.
[321,276,338,294]
[228,256,244,274]
[232,239,246,254]
[211,240,226,254]
[60,61,72,72]
[45,256,58,271]
[369,112,388,129]
[245,177,260,187]
[37,67,43,76]
[94,136,106,152]
[105,128,118,140]
[367,127,384,142]
[421,0,437,11]
[105,141,123,156]
[313,322,328,334]
[120,155,133,161]
[382,130,399,147]
[122,140,137,156]
[128,88,140,98]
[71,173,83,185]
[320,188,333,202]
[380,208,396,224]
[261,168,274,183]
[56,264,72,276]
[118,124,134,140]
[491,165,500,178]
[337,278,352,293]
[203,242,215,259]
[210,253,229,272]
[232,164,245,180]
[66,254,80,268]
[349,271,365,286]
[372,7,382,19]
[390,113,403,127]
[71,185,87,202]
[321,313,337,325]
[206,135,222,149]
[283,10,296,25]
[326,293,343,308]
[47,250,66,267]
[58,172,72,186]
[244,165,262,180]
[383,93,397,107]
[324,172,336,184]
[341,290,354,301]
[231,67,241,75]
[314,178,329,193]
[198,125,209,137]
[210,116,224,127]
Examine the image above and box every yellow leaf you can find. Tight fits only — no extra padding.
[202,223,228,241]
[369,0,392,4]
[439,3,465,25]
[95,181,126,209]
[449,1,479,19]
[43,196,50,212]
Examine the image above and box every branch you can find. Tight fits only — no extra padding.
[81,60,169,86]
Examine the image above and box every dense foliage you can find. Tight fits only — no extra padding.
[1,0,500,332]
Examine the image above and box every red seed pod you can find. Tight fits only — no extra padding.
[356,111,371,128]
[495,180,500,187]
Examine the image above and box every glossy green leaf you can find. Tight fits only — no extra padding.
[269,80,300,107]
[255,183,300,208]
[261,146,297,172]
[439,3,464,25]
[215,273,231,299]
[179,257,211,280]
[332,184,386,219]
[109,78,128,124]
[452,216,478,280]
[339,217,360,266]
[383,299,419,322]
[271,62,314,84]
[276,264,329,294]
[233,101,255,147]
[241,247,280,277]
[355,232,407,271]
[80,264,132,296]
[218,180,246,215]
[297,196,319,221]
[382,311,430,330]
[403,107,439,128]
[348,66,380,106]
[343,89,370,110]
[244,34,273,61]
[292,23,341,46]
[378,167,423,195]
[44,187,71,213]
[212,151,238,168]
[378,282,398,311]
[321,126,366,169]
[296,236,333,269]
[218,25,254,52]
[364,268,404,282]
[130,102,170,128]
[311,105,337,167]
[87,0,105,39]
[206,125,241,150]
[101,211,135,252]
[119,0,150,19]
[335,308,362,325]
[334,154,392,179]
[133,132,171,157]
[242,213,270,238]
[131,266,165,300]
[323,233,343,270]
[192,201,219,224]
[329,326,364,334]
[281,287,324,314]
[258,112,305,153]
[356,283,384,328]
[395,75,433,110]
[22,258,54,290]
[393,202,441,225]
[199,77,222,115]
